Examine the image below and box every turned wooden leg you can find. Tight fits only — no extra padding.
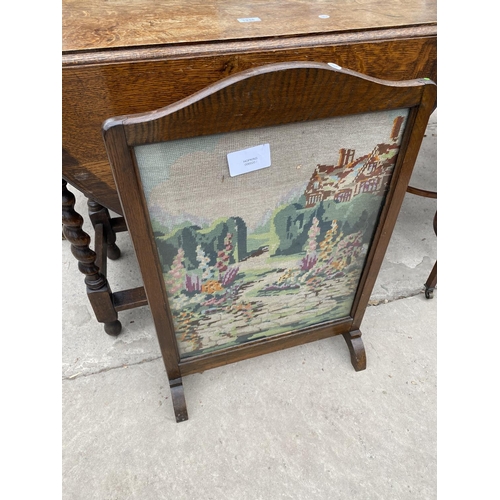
[62,180,122,336]
[424,261,437,299]
[87,198,121,260]
[169,378,189,423]
[342,329,366,372]
[425,211,437,299]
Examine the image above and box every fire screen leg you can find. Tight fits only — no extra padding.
[170,378,189,423]
[343,329,367,372]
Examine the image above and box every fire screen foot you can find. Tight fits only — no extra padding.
[170,378,189,423]
[342,329,367,372]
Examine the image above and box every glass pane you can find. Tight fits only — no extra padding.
[134,108,409,358]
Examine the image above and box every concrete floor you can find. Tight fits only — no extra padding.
[62,112,437,499]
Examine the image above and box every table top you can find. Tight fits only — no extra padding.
[63,0,436,53]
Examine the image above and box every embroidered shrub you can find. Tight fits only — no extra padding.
[200,285,241,313]
[260,268,301,294]
[300,252,318,271]
[201,279,224,294]
[220,266,239,287]
[318,220,343,266]
[297,216,321,272]
[332,231,364,270]
[185,273,202,293]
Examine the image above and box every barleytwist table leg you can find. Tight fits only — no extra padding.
[62,180,122,335]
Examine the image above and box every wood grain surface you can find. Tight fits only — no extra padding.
[63,0,436,52]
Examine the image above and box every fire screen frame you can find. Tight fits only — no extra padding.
[102,62,436,422]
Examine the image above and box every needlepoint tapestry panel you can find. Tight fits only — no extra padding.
[134,108,409,359]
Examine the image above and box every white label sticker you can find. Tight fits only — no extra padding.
[237,17,261,23]
[227,144,271,177]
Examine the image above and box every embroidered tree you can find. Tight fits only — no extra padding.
[300,216,320,271]
[196,244,213,281]
[317,220,343,266]
[165,247,186,295]
[306,217,320,254]
[216,232,241,287]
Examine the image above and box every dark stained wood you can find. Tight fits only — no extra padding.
[350,87,436,330]
[86,223,122,336]
[92,222,107,280]
[112,287,148,312]
[406,186,437,198]
[62,184,148,332]
[425,249,437,298]
[342,330,367,372]
[62,179,106,290]
[62,180,123,335]
[426,264,437,296]
[102,62,437,420]
[179,319,353,377]
[87,198,121,260]
[110,62,431,144]
[169,378,188,423]
[62,0,436,214]
[110,216,127,234]
[102,124,184,384]
[406,183,437,298]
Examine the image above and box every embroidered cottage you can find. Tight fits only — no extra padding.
[304,116,405,208]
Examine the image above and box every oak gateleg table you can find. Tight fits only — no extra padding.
[62,0,437,335]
